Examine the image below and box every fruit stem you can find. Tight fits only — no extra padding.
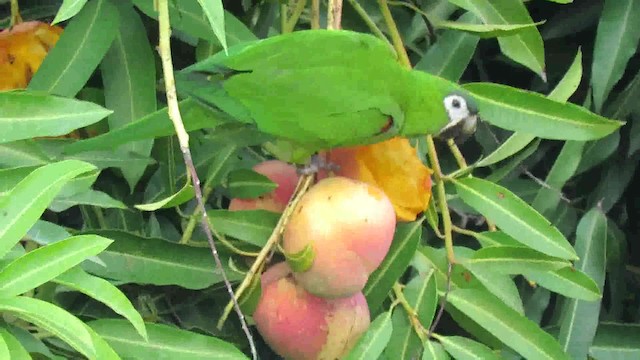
[217,173,315,330]
[156,1,256,358]
[392,282,427,342]
[447,139,468,169]
[426,136,456,265]
[10,0,22,27]
[377,0,411,69]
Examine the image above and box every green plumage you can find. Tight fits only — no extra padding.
[176,30,473,162]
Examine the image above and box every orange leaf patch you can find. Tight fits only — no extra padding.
[0,21,63,91]
[321,137,433,222]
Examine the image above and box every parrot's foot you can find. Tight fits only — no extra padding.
[296,154,340,176]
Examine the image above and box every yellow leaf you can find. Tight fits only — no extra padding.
[321,137,433,222]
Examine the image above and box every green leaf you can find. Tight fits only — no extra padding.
[404,269,438,329]
[448,0,545,78]
[606,68,640,120]
[52,0,89,24]
[475,133,536,167]
[364,221,421,311]
[133,0,255,46]
[524,267,601,301]
[465,246,571,274]
[0,160,96,258]
[437,335,499,359]
[284,243,315,273]
[589,323,640,359]
[473,231,522,248]
[463,83,623,141]
[415,12,479,82]
[422,340,450,360]
[437,19,545,38]
[54,266,147,341]
[344,311,393,360]
[101,1,157,190]
[0,334,8,360]
[461,263,524,314]
[28,0,119,97]
[81,230,242,289]
[88,319,248,360]
[0,141,50,168]
[0,296,96,359]
[384,307,422,360]
[0,235,112,298]
[548,48,583,102]
[49,189,127,212]
[448,288,570,359]
[225,169,277,199]
[0,92,112,144]
[531,141,585,216]
[195,0,227,51]
[452,177,577,260]
[575,131,620,175]
[591,0,640,111]
[208,209,279,247]
[135,179,195,211]
[558,207,607,358]
[64,99,229,154]
[0,328,30,360]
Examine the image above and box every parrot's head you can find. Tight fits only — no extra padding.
[437,92,479,144]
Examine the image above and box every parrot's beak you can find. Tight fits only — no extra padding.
[436,113,479,144]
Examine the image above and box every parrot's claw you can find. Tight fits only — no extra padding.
[296,154,340,176]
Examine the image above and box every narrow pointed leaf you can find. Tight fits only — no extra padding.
[0,296,96,359]
[0,92,112,144]
[196,0,227,51]
[101,1,157,190]
[0,328,30,360]
[54,267,148,340]
[438,336,499,359]
[0,160,96,258]
[0,235,112,298]
[465,246,571,274]
[344,311,393,360]
[81,230,242,289]
[415,12,479,82]
[28,0,119,97]
[364,221,421,311]
[448,288,570,359]
[52,0,89,24]
[524,267,601,301]
[208,209,279,247]
[226,169,277,199]
[88,319,247,360]
[558,207,607,358]
[422,340,450,360]
[135,180,194,211]
[448,0,545,77]
[452,177,577,260]
[591,0,640,111]
[463,83,623,141]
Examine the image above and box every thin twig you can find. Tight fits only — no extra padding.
[155,1,256,358]
[327,0,343,30]
[377,0,411,68]
[427,261,452,337]
[217,174,315,329]
[10,0,21,27]
[393,282,427,342]
[346,0,392,48]
[447,139,468,169]
[311,0,320,29]
[283,0,308,33]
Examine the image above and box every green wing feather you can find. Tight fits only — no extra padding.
[176,29,464,159]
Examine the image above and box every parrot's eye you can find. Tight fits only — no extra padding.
[443,94,470,124]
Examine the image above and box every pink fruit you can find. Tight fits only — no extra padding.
[283,177,396,298]
[229,160,299,213]
[253,263,370,360]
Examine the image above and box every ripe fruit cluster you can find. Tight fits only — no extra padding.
[230,160,397,359]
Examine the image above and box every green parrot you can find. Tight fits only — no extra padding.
[175,30,479,163]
